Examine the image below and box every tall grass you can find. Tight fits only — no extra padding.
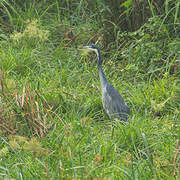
[0,0,179,179]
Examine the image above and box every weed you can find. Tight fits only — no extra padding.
[0,0,179,179]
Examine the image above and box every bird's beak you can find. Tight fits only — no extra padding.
[79,46,95,53]
[79,45,91,50]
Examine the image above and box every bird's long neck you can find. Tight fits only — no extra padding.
[95,49,107,86]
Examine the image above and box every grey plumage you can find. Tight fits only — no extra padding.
[80,44,130,121]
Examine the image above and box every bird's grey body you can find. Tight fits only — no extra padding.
[101,81,130,121]
[80,44,130,121]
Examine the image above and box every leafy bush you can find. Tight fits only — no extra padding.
[0,0,179,179]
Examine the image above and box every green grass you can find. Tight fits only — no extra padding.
[0,1,180,179]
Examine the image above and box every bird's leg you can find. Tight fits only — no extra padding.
[111,126,115,138]
[111,117,115,138]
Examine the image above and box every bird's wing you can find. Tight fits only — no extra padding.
[105,83,125,102]
[105,83,130,114]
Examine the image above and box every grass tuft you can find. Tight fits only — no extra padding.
[0,0,179,179]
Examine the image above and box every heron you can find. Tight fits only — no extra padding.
[80,44,130,122]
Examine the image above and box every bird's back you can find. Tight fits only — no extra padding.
[101,82,130,121]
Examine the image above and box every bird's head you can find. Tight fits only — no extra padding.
[80,43,100,54]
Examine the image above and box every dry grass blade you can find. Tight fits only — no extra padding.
[9,86,52,137]
[172,139,179,177]
[0,70,3,93]
[21,86,25,107]
[25,86,33,134]
[23,87,51,137]
[35,90,65,126]
[28,86,35,122]
[0,81,53,137]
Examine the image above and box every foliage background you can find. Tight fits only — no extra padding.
[0,0,179,179]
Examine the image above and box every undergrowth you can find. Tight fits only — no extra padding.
[0,0,179,179]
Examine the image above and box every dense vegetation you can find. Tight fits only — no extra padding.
[0,0,179,179]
